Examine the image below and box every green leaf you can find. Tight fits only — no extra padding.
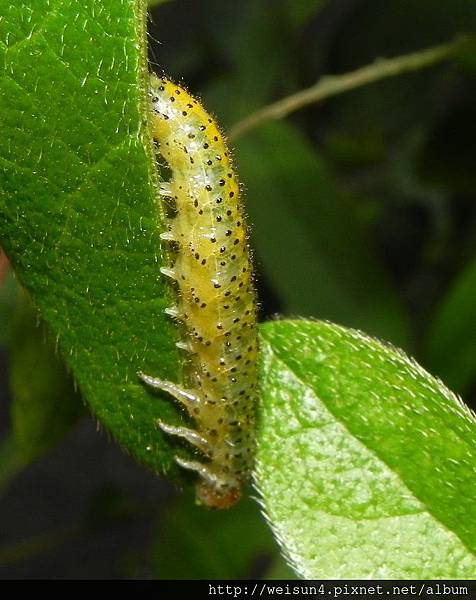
[204,2,298,124]
[0,270,20,348]
[256,320,476,579]
[425,258,476,395]
[263,557,298,580]
[148,0,171,7]
[0,278,83,487]
[0,1,182,475]
[201,1,317,127]
[283,0,327,29]
[9,291,85,463]
[235,122,411,348]
[150,494,278,579]
[0,433,25,492]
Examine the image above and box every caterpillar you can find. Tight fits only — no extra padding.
[139,74,258,509]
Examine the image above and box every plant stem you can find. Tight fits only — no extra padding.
[229,37,468,140]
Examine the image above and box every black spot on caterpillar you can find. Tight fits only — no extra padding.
[139,75,258,509]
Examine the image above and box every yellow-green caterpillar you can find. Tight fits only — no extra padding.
[139,75,258,508]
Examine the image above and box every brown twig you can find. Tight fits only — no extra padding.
[229,37,468,141]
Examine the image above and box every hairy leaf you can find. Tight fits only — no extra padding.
[0,0,181,475]
[425,258,476,395]
[256,320,476,578]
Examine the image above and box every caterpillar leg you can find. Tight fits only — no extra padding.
[138,372,199,415]
[175,457,241,509]
[160,266,177,280]
[158,421,211,455]
[174,457,222,486]
[159,183,172,197]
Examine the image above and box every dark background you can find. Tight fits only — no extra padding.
[1,0,475,579]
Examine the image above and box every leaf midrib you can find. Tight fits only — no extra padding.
[262,334,474,556]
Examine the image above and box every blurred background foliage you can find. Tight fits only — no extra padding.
[1,0,475,579]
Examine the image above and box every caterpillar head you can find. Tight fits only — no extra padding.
[197,480,241,509]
